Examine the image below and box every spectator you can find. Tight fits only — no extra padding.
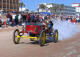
[18,14,22,25]
[35,13,40,22]
[0,17,2,27]
[12,14,16,25]
[25,13,30,22]
[30,13,35,22]
[15,14,19,25]
[22,14,26,22]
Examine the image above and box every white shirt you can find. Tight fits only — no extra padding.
[12,14,16,20]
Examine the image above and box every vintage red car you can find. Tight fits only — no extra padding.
[13,22,58,46]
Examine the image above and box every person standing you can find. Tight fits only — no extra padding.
[35,13,40,22]
[22,14,26,22]
[25,13,30,22]
[30,13,35,22]
[0,17,2,27]
[15,14,19,25]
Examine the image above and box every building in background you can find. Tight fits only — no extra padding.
[72,3,80,17]
[0,0,19,12]
[19,7,29,13]
[38,3,76,17]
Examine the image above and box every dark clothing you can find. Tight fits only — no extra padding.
[35,14,40,22]
[48,21,53,29]
[30,15,35,22]
[15,15,18,25]
[7,13,11,18]
[25,14,30,21]
[22,15,26,22]
[0,20,2,27]
[44,16,47,20]
[10,15,12,22]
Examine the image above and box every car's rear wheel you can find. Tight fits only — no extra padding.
[54,30,58,43]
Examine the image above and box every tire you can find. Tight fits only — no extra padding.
[39,30,46,46]
[13,29,20,44]
[54,29,58,43]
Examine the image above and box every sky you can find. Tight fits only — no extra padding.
[21,0,80,11]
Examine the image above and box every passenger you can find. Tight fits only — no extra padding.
[39,15,43,22]
[48,21,53,30]
[44,15,47,20]
[42,18,53,30]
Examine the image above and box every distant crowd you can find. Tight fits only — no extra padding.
[0,12,80,27]
[0,12,51,27]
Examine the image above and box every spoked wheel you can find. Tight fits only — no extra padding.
[54,29,58,43]
[39,30,46,46]
[13,29,20,44]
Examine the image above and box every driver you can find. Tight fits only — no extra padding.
[42,18,53,30]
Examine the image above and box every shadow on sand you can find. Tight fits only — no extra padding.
[19,37,59,47]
